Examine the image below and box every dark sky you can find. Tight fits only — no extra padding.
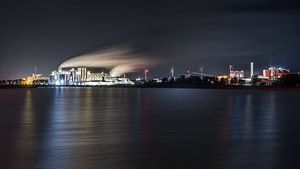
[1,0,300,79]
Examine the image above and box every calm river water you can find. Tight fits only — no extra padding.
[0,87,300,169]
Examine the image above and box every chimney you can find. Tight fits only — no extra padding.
[250,62,254,78]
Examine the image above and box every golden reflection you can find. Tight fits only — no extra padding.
[13,89,36,168]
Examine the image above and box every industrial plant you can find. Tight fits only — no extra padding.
[214,62,291,86]
[0,55,299,88]
[156,62,292,87]
[49,67,134,86]
[48,47,155,86]
[2,44,298,88]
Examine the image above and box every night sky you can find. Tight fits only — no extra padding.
[1,0,300,79]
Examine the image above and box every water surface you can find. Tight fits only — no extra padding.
[0,87,300,169]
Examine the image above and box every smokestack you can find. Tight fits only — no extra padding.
[229,65,233,73]
[34,65,37,75]
[200,67,203,80]
[144,69,149,81]
[250,62,254,78]
[171,68,174,78]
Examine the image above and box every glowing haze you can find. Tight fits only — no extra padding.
[59,47,160,77]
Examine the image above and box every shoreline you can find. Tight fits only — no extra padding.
[1,84,300,90]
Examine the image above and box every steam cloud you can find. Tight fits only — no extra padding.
[59,47,160,77]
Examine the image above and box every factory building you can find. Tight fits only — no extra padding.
[262,67,290,81]
[229,65,245,78]
[25,74,49,85]
[49,67,134,86]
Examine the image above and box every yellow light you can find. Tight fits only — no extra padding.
[217,75,229,80]
[25,76,34,85]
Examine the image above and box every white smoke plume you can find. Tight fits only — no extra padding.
[59,47,160,77]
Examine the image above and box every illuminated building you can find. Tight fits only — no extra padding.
[262,67,290,81]
[217,75,229,80]
[229,65,244,78]
[25,74,49,85]
[49,67,134,86]
[26,76,34,85]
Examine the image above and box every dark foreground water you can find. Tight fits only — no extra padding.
[1,87,300,169]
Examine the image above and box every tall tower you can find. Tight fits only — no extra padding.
[229,65,233,73]
[34,65,37,75]
[170,68,174,78]
[250,62,254,78]
[200,67,203,80]
[144,69,149,81]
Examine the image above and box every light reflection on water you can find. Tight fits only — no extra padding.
[0,88,299,169]
[13,90,37,168]
[227,92,278,169]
